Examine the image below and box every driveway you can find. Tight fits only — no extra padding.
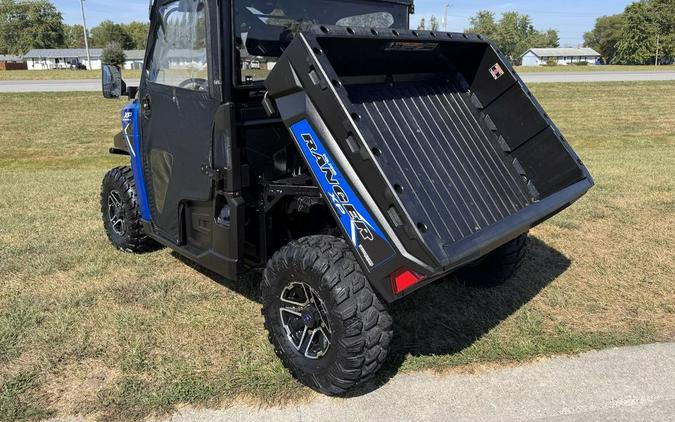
[162,343,675,422]
[2,71,675,93]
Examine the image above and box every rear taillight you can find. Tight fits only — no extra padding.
[391,268,425,294]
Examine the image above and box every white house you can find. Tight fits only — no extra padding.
[22,48,146,70]
[520,48,601,66]
[23,48,103,70]
[124,50,145,70]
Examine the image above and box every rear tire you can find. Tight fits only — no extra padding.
[101,166,160,253]
[262,235,392,395]
[456,233,528,288]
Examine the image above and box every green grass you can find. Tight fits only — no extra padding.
[515,64,675,73]
[1,82,674,421]
[0,69,142,81]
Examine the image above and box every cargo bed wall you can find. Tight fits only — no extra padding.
[266,26,592,282]
[315,31,587,199]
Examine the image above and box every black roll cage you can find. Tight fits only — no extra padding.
[229,0,412,89]
[147,0,413,94]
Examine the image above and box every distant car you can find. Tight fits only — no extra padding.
[70,62,87,70]
[250,60,261,69]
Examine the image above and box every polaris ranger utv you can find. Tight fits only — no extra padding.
[100,0,593,394]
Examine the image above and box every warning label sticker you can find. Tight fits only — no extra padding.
[385,42,439,52]
[490,63,505,80]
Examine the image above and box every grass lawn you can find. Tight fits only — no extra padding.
[0,69,142,81]
[1,82,674,421]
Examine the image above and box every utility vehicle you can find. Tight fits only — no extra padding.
[100,0,593,394]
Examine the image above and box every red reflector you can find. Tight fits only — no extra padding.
[391,269,424,294]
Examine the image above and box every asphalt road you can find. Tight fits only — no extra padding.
[44,343,675,421]
[1,71,675,92]
[521,70,675,83]
[0,79,141,93]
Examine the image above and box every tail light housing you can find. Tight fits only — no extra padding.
[391,268,425,295]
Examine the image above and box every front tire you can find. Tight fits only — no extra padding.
[101,166,160,253]
[262,235,392,395]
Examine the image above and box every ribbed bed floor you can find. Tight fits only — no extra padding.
[347,78,533,261]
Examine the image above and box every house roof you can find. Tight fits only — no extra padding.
[125,49,146,60]
[522,48,601,58]
[23,48,145,60]
[0,54,23,62]
[23,48,104,59]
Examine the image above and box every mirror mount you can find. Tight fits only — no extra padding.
[126,86,139,100]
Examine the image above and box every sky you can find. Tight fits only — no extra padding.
[54,0,634,47]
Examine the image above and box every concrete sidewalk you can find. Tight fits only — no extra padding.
[163,343,675,422]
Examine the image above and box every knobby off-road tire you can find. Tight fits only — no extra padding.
[456,233,529,288]
[101,166,160,253]
[262,235,393,395]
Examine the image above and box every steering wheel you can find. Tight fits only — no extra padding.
[178,78,208,91]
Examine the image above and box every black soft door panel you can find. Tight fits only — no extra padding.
[141,83,219,242]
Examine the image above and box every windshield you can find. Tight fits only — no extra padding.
[234,0,409,83]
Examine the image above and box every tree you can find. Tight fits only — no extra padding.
[63,24,91,49]
[596,0,675,65]
[615,1,660,64]
[0,0,64,55]
[429,16,440,31]
[468,10,498,40]
[467,10,559,62]
[90,20,133,49]
[584,14,625,64]
[528,29,561,50]
[417,17,426,30]
[101,42,126,67]
[648,0,675,63]
[122,22,150,50]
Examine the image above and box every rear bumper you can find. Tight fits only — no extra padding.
[373,177,593,302]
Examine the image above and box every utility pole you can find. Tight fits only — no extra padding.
[444,4,449,31]
[655,33,660,67]
[79,0,92,70]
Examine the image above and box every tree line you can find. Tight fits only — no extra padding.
[418,11,560,64]
[3,0,673,65]
[466,11,559,62]
[584,0,674,64]
[0,0,149,56]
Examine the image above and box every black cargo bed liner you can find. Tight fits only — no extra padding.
[347,77,532,259]
[265,26,592,277]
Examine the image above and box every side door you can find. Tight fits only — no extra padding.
[140,0,220,243]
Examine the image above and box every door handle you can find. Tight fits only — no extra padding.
[141,95,152,118]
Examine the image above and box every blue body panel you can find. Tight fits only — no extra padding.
[290,119,394,269]
[121,101,151,221]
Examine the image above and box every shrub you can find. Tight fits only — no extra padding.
[545,57,559,66]
[101,42,126,67]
